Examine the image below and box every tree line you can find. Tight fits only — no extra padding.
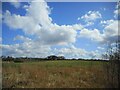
[1,55,106,62]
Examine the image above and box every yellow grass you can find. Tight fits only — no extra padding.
[2,60,107,88]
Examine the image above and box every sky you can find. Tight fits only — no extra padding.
[1,0,120,59]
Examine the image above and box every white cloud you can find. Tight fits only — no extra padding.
[77,17,80,21]
[97,46,104,50]
[114,9,117,18]
[3,1,85,46]
[2,42,102,59]
[79,28,104,42]
[100,19,115,27]
[101,19,120,38]
[23,5,29,11]
[10,2,21,8]
[14,35,32,42]
[52,45,102,59]
[9,0,21,8]
[79,11,102,26]
[72,24,84,30]
[79,19,119,44]
[103,20,119,37]
[39,24,77,45]
[3,1,85,58]
[2,0,119,59]
[26,1,52,27]
[84,22,94,27]
[2,41,52,58]
[88,50,102,59]
[114,2,120,18]
[81,11,102,22]
[102,20,119,44]
[52,45,88,59]
[4,10,41,35]
[57,45,87,59]
[100,19,114,25]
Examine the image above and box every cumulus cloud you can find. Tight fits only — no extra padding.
[79,11,102,26]
[84,22,94,27]
[79,19,119,44]
[2,0,119,59]
[3,1,84,45]
[88,50,102,59]
[52,45,102,59]
[14,35,32,42]
[3,10,41,35]
[81,11,102,22]
[2,42,102,59]
[100,19,114,27]
[10,2,21,8]
[97,46,104,50]
[56,45,88,59]
[102,20,119,44]
[8,0,21,8]
[2,41,52,58]
[77,17,80,21]
[114,2,120,18]
[103,20,119,37]
[79,28,104,42]
[2,0,85,58]
[39,25,77,45]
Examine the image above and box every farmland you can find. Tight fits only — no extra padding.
[2,60,108,88]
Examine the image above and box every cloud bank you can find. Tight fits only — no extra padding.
[2,0,119,59]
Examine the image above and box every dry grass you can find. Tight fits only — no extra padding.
[2,60,107,88]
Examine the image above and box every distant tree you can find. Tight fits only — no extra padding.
[47,55,58,60]
[2,56,13,61]
[57,56,65,60]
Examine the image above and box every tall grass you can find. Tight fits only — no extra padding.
[2,60,107,88]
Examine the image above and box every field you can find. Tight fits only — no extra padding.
[2,60,108,88]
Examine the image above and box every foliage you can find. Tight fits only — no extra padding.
[103,41,120,88]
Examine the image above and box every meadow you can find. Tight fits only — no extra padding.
[2,60,108,88]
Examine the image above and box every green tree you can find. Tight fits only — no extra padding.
[103,40,120,88]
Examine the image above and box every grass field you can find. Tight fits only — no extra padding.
[2,60,108,88]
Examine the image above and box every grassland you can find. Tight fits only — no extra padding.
[2,60,108,88]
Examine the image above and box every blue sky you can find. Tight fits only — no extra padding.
[1,1,119,59]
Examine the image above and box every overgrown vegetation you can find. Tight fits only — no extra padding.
[3,60,106,88]
[2,40,120,88]
[102,40,120,88]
